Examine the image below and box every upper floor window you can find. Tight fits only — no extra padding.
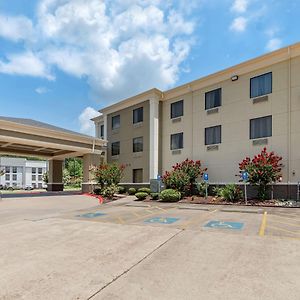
[250,116,272,139]
[133,137,143,153]
[5,174,10,181]
[205,125,221,145]
[100,124,104,138]
[205,88,221,110]
[111,141,120,156]
[171,100,184,119]
[133,107,143,124]
[12,167,17,173]
[38,168,43,174]
[170,132,183,150]
[112,115,120,130]
[250,72,272,98]
[5,166,10,173]
[12,174,17,181]
[32,168,36,174]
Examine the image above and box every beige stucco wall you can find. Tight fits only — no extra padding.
[107,100,150,182]
[161,58,300,183]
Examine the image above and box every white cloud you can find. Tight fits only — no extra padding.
[0,0,195,104]
[0,52,54,80]
[266,38,282,51]
[35,86,50,94]
[0,14,34,41]
[78,107,100,135]
[230,17,247,32]
[231,0,249,14]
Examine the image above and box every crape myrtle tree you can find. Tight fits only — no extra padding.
[162,159,207,194]
[239,147,283,200]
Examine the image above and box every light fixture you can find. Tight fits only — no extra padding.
[231,75,239,81]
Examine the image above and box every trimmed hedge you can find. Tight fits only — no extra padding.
[135,192,148,200]
[128,188,137,195]
[138,187,151,194]
[118,186,126,194]
[150,192,159,200]
[160,189,181,202]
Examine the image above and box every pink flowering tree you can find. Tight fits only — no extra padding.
[162,159,207,194]
[239,147,283,200]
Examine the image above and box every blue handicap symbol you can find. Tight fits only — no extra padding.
[203,173,209,181]
[204,220,244,230]
[144,217,179,224]
[242,172,249,181]
[77,212,106,218]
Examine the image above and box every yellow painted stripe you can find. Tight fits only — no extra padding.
[259,211,268,236]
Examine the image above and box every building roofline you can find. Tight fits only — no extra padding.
[99,88,163,115]
[163,42,300,99]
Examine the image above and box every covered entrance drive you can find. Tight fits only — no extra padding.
[0,117,106,192]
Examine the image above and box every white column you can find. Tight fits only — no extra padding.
[149,97,159,180]
[103,114,108,140]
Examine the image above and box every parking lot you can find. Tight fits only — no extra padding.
[0,194,300,299]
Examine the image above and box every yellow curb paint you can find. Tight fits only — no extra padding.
[259,211,267,236]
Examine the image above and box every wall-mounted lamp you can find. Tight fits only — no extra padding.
[231,75,239,81]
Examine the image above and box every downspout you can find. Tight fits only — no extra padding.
[287,47,292,193]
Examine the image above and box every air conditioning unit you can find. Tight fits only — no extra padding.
[252,95,268,104]
[252,138,268,146]
[206,107,219,115]
[206,145,219,151]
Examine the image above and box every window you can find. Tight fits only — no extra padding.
[250,72,272,98]
[12,174,17,181]
[205,88,222,110]
[38,175,43,181]
[38,183,43,189]
[111,141,120,156]
[171,100,184,119]
[133,169,143,183]
[12,167,17,173]
[133,137,143,153]
[5,166,10,173]
[38,168,43,174]
[250,116,272,139]
[205,125,221,145]
[133,107,143,124]
[100,124,104,138]
[112,115,120,130]
[32,175,36,181]
[5,174,10,181]
[32,168,36,174]
[170,132,183,150]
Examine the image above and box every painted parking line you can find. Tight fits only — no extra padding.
[267,225,300,236]
[179,209,218,230]
[259,211,267,236]
[144,217,180,224]
[204,220,244,230]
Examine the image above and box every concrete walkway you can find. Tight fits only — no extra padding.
[0,195,299,299]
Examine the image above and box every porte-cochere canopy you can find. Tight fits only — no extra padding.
[0,116,106,192]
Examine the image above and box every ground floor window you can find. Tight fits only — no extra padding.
[250,115,272,139]
[133,168,143,183]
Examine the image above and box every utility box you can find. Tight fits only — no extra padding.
[150,179,164,193]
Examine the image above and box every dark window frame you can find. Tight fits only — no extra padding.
[205,125,222,145]
[250,72,272,98]
[111,115,120,130]
[250,115,272,139]
[205,88,222,110]
[133,107,144,124]
[100,124,104,138]
[133,136,143,153]
[170,100,184,119]
[111,141,120,156]
[133,168,143,183]
[170,132,184,150]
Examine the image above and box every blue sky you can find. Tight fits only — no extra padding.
[0,0,299,135]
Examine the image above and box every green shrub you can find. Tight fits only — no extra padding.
[117,186,126,194]
[93,188,102,195]
[150,192,159,200]
[135,192,148,200]
[138,187,151,194]
[214,184,243,202]
[196,182,206,197]
[101,184,119,199]
[160,189,181,202]
[128,188,136,195]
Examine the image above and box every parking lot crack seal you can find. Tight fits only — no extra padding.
[87,229,184,299]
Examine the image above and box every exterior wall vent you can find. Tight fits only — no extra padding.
[207,145,219,151]
[133,122,143,128]
[172,117,182,123]
[172,149,182,155]
[111,155,119,160]
[206,108,219,115]
[252,95,268,104]
[252,138,268,146]
[112,129,120,135]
